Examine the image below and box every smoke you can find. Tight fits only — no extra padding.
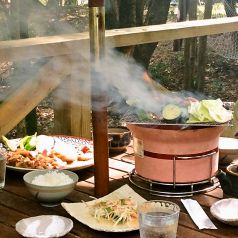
[0,2,206,127]
[94,49,170,113]
[45,45,184,120]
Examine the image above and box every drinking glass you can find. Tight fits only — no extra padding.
[138,200,180,238]
[0,153,6,190]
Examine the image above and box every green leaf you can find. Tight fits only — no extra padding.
[19,133,37,151]
[25,132,37,150]
[20,136,31,150]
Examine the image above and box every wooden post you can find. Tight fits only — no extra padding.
[70,55,91,139]
[89,0,109,197]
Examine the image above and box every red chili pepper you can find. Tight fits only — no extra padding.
[81,145,89,154]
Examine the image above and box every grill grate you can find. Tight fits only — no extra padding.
[121,104,233,128]
[126,121,230,127]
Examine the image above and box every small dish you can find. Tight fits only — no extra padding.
[15,215,73,238]
[210,198,238,226]
[108,127,131,154]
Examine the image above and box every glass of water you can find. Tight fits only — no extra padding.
[138,200,180,238]
[0,153,6,190]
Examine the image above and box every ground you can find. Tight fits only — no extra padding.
[150,41,238,103]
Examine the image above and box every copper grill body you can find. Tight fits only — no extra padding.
[127,124,224,184]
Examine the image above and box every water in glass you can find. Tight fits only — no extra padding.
[138,201,180,238]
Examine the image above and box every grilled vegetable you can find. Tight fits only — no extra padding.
[137,109,150,121]
[20,133,37,151]
[187,99,233,123]
[162,104,182,121]
[1,135,17,151]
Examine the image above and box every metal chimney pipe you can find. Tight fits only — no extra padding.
[88,0,109,197]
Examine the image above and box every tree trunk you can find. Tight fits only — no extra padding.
[9,0,20,39]
[184,0,197,91]
[196,0,213,92]
[133,0,170,69]
[105,0,119,29]
[117,0,137,56]
[136,0,146,26]
[105,0,170,69]
[105,0,131,55]
[173,0,190,51]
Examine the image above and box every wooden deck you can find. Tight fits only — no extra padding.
[0,146,237,238]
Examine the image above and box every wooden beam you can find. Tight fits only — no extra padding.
[0,56,72,136]
[106,16,238,47]
[0,17,237,61]
[0,32,90,61]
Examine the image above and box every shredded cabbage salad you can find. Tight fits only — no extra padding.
[88,197,138,226]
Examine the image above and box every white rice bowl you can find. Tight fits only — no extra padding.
[23,170,78,206]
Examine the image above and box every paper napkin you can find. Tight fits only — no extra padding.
[181,199,217,229]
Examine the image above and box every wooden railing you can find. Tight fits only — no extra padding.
[1,17,238,61]
[0,16,238,137]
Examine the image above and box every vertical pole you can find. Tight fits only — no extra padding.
[88,0,109,197]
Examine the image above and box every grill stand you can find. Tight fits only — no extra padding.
[173,150,216,188]
[129,169,220,198]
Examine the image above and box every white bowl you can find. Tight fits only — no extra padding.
[210,198,238,226]
[23,170,78,207]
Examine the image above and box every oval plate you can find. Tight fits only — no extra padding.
[1,135,94,172]
[16,215,73,238]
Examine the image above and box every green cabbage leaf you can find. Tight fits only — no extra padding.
[187,99,233,123]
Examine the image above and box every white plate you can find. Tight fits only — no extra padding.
[210,198,238,226]
[6,159,94,172]
[219,137,238,154]
[1,136,94,172]
[15,215,73,238]
[62,184,147,232]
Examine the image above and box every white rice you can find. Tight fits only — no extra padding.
[31,171,74,186]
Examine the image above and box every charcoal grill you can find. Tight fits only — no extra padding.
[126,121,227,197]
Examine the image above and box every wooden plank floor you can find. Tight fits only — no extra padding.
[0,146,237,238]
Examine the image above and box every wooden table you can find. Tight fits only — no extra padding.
[0,146,237,238]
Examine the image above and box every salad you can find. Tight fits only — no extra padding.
[87,197,138,226]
